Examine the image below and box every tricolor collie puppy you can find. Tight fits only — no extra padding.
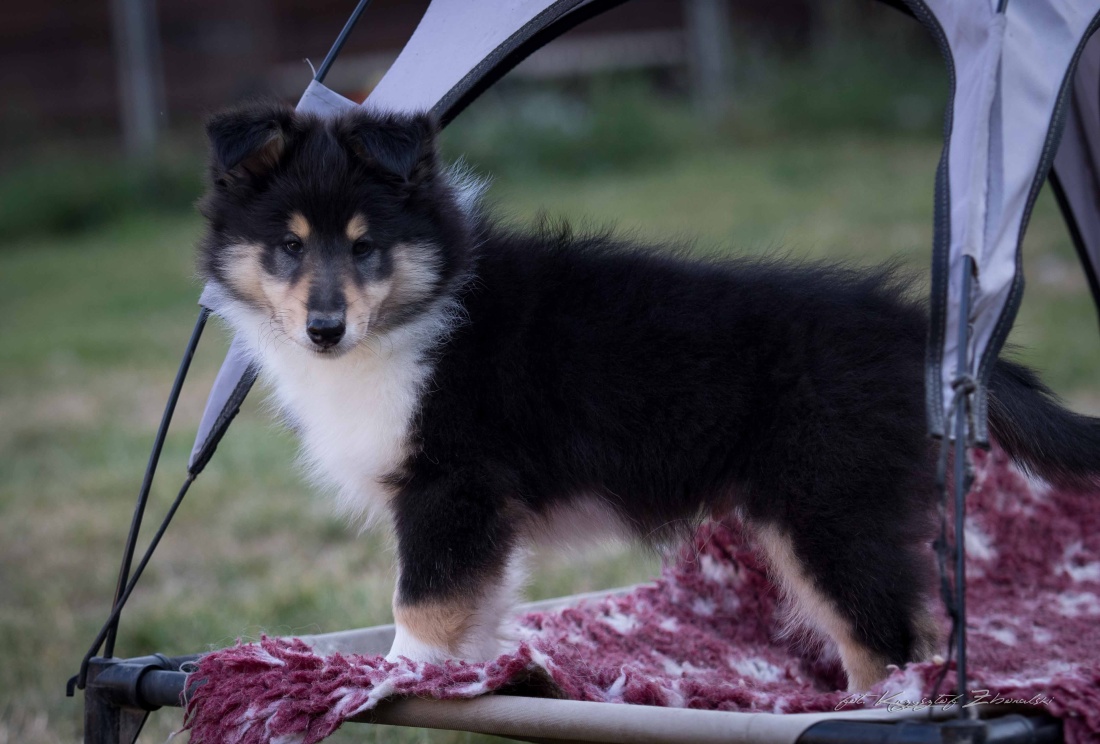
[198,101,1100,691]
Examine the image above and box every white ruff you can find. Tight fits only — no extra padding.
[219,297,458,528]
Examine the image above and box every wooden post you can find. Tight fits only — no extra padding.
[684,0,733,118]
[110,0,166,158]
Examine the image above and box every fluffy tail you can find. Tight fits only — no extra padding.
[988,359,1100,487]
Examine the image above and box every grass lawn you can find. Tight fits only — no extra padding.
[2,133,1097,743]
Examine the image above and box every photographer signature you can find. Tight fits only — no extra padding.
[836,690,1054,712]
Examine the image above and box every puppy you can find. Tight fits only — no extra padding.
[197,101,1100,691]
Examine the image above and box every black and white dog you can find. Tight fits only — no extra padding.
[198,101,1100,691]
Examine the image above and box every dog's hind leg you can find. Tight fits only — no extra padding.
[741,348,941,690]
[385,467,524,664]
[753,520,939,691]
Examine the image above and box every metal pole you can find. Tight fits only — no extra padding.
[952,255,975,716]
[103,309,209,660]
[315,0,374,83]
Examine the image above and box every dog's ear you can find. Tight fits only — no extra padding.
[338,112,438,186]
[205,101,297,188]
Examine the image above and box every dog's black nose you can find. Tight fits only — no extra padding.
[306,314,346,348]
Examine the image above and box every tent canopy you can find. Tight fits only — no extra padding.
[192,0,1100,464]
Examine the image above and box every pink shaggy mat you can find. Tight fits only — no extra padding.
[182,447,1100,744]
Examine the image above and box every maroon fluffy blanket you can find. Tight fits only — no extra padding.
[182,447,1100,744]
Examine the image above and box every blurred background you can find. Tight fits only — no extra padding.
[2,1,1097,741]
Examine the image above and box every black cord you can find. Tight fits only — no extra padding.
[929,432,958,710]
[105,308,209,659]
[927,375,976,717]
[314,0,373,84]
[71,474,197,694]
[951,390,976,717]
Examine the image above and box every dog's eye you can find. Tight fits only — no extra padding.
[352,238,374,257]
[283,237,303,255]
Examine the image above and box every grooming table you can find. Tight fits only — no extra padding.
[81,593,1062,744]
[88,449,1097,743]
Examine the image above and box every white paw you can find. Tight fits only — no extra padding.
[385,624,450,664]
[457,627,511,663]
[385,621,515,664]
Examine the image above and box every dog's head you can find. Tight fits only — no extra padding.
[198,101,474,356]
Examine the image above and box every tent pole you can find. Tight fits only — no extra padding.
[103,308,209,660]
[952,255,975,716]
[314,0,373,84]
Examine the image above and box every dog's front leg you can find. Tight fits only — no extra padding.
[385,468,522,664]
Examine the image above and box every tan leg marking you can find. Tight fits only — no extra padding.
[910,604,942,661]
[754,524,890,691]
[393,599,476,654]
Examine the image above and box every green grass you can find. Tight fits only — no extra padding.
[3,128,1098,743]
[0,150,204,242]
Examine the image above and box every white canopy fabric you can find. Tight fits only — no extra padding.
[917,0,1100,441]
[1052,30,1100,336]
[191,0,1100,460]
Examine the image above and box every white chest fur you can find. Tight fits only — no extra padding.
[268,344,426,525]
[234,310,438,527]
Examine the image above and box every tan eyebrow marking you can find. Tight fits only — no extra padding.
[346,213,369,242]
[288,212,311,239]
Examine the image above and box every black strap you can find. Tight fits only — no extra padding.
[188,363,259,477]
